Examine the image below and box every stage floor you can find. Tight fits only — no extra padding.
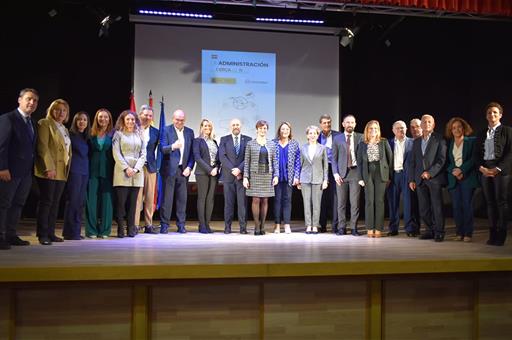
[1,218,511,282]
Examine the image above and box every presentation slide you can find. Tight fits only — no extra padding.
[134,24,339,144]
[201,50,276,137]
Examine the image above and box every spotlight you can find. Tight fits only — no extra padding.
[339,27,358,48]
[99,15,122,38]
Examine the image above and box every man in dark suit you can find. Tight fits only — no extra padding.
[408,118,423,233]
[387,120,417,237]
[408,114,447,242]
[332,114,363,236]
[0,88,39,250]
[159,109,194,234]
[219,118,251,234]
[318,114,341,233]
[135,105,160,234]
[474,102,512,246]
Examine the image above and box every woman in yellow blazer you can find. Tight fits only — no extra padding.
[34,99,72,245]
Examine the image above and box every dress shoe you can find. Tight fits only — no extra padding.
[406,232,418,237]
[352,229,362,236]
[177,226,187,234]
[224,227,232,234]
[419,233,434,240]
[9,235,30,246]
[434,234,444,242]
[0,238,11,250]
[319,226,327,233]
[49,235,64,243]
[240,228,248,234]
[145,225,159,234]
[64,236,82,240]
[260,229,266,235]
[199,225,209,234]
[495,229,507,246]
[336,229,347,236]
[206,225,214,233]
[128,226,137,237]
[374,230,382,238]
[38,238,52,245]
[160,224,169,234]
[387,230,399,237]
[367,230,375,238]
[117,226,126,238]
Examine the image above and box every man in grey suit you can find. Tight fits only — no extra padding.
[408,114,447,242]
[219,118,252,234]
[332,115,363,236]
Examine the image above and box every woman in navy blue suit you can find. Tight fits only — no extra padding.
[272,122,300,234]
[193,119,220,233]
[62,112,90,240]
[445,117,478,242]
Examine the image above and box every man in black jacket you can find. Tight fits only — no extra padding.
[0,88,39,249]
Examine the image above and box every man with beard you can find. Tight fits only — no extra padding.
[332,115,363,236]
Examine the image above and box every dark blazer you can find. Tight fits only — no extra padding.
[388,136,413,177]
[0,109,37,178]
[218,134,251,183]
[145,126,159,173]
[447,136,479,190]
[160,124,195,177]
[332,131,363,179]
[408,132,447,186]
[89,134,114,180]
[193,137,220,176]
[357,139,393,182]
[69,133,89,176]
[474,125,512,175]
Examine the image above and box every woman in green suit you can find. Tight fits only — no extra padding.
[85,108,114,238]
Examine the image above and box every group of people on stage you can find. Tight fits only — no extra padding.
[0,88,510,250]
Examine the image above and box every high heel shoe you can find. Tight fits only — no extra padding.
[274,224,281,234]
[284,224,292,234]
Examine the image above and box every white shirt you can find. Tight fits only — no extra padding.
[345,133,357,167]
[453,141,463,167]
[393,138,406,171]
[174,126,185,166]
[308,144,317,161]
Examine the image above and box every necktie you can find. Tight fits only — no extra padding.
[234,135,240,155]
[26,117,34,141]
[347,133,352,166]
